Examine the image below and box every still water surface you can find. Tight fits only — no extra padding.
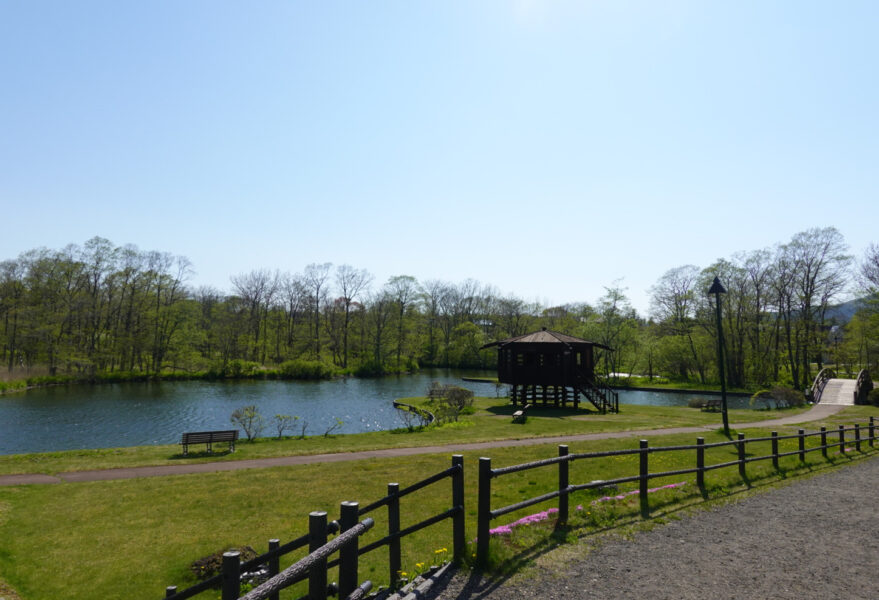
[0,371,748,455]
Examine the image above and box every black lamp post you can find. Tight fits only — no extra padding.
[708,276,729,436]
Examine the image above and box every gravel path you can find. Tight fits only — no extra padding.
[427,455,879,600]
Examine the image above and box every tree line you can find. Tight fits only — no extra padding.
[1,228,877,391]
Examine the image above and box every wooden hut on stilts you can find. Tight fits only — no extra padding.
[481,327,619,413]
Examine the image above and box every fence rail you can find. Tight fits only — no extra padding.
[239,514,374,600]
[163,456,464,600]
[164,414,879,596]
[476,417,877,565]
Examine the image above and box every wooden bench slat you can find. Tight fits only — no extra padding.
[180,430,239,455]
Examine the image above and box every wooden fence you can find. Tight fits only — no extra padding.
[163,455,464,600]
[476,417,878,565]
[163,415,879,597]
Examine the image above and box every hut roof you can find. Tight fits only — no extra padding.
[481,328,612,350]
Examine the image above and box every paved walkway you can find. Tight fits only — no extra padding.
[0,403,846,486]
[821,378,857,405]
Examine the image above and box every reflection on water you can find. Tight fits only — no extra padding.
[0,372,745,455]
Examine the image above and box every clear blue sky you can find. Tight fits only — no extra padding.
[2,1,877,313]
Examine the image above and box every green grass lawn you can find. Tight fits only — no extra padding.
[0,398,812,476]
[1,402,877,600]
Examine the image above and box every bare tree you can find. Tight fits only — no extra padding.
[303,263,332,358]
[280,272,308,357]
[861,243,879,293]
[335,265,372,368]
[419,279,450,364]
[231,269,279,363]
[496,295,531,338]
[649,265,707,382]
[385,275,419,369]
[784,227,851,383]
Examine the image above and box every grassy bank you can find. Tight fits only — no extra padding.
[0,399,813,476]
[0,407,876,600]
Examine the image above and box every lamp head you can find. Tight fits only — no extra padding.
[708,276,727,295]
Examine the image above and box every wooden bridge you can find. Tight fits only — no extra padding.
[811,368,873,406]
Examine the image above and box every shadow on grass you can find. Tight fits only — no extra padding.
[169,449,235,460]
[484,405,598,418]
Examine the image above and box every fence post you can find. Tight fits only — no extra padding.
[839,425,846,456]
[558,445,569,526]
[821,427,827,459]
[477,457,492,567]
[339,501,360,598]
[696,437,705,490]
[798,429,805,462]
[771,432,779,470]
[221,551,240,600]
[870,417,875,448]
[309,511,329,600]
[165,586,177,598]
[737,433,746,481]
[387,483,401,588]
[855,424,861,452]
[268,539,280,600]
[452,455,465,565]
[639,440,649,518]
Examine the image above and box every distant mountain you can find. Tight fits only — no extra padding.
[825,296,876,324]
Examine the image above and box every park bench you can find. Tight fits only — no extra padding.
[180,430,239,455]
[700,399,721,412]
[512,404,531,423]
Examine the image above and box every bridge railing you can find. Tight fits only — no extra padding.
[809,368,836,403]
[854,370,873,404]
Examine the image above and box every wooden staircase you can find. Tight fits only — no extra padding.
[575,376,619,414]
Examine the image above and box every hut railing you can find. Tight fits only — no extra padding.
[476,418,877,566]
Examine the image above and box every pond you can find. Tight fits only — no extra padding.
[0,371,749,455]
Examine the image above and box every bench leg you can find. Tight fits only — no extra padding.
[207,442,213,454]
[183,444,188,456]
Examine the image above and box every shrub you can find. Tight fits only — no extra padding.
[687,397,706,409]
[273,414,298,439]
[231,405,265,441]
[191,546,258,583]
[279,359,335,380]
[770,386,805,407]
[750,390,773,409]
[205,359,262,379]
[353,360,386,377]
[323,418,343,437]
[868,388,879,407]
[226,359,262,378]
[428,385,474,423]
